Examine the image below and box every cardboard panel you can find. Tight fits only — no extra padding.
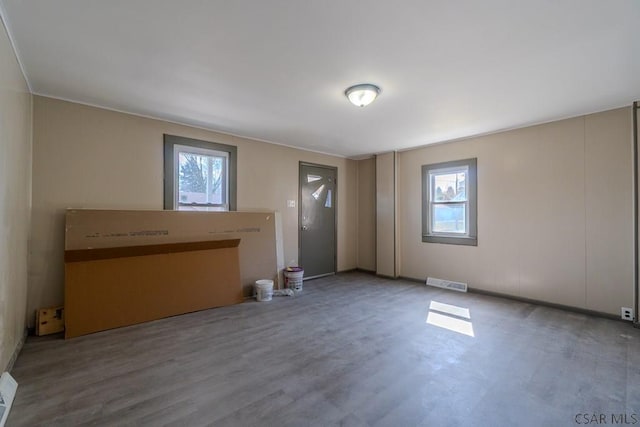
[36,306,64,336]
[65,241,242,338]
[65,209,283,294]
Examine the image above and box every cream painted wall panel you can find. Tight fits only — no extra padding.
[398,110,632,315]
[398,138,489,288]
[376,153,396,277]
[343,158,358,271]
[398,128,515,293]
[357,158,376,271]
[30,96,357,325]
[637,106,640,320]
[402,121,587,306]
[0,18,31,370]
[396,151,419,278]
[474,133,520,295]
[515,118,586,307]
[585,108,633,314]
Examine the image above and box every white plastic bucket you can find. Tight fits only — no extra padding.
[255,280,274,302]
[284,268,304,292]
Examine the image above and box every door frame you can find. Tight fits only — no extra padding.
[298,161,338,279]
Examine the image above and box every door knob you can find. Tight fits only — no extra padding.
[301,225,308,230]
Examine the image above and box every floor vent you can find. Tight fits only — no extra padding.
[426,277,468,292]
[0,372,18,427]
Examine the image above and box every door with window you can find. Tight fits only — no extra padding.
[299,163,337,279]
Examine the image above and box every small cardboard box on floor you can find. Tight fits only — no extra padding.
[64,209,285,338]
[36,306,64,336]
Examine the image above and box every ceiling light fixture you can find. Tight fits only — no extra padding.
[345,84,381,107]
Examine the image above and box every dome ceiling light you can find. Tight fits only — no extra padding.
[345,84,381,107]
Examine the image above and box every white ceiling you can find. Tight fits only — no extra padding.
[1,1,639,158]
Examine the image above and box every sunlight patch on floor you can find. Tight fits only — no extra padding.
[426,301,474,337]
[429,300,470,319]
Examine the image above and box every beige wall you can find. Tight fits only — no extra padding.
[637,105,640,320]
[0,18,32,369]
[376,152,397,277]
[357,158,376,271]
[30,96,357,325]
[398,108,633,315]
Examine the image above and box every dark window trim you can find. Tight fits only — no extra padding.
[422,158,477,246]
[163,134,237,211]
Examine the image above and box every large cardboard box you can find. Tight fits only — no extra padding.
[65,239,242,338]
[65,209,285,295]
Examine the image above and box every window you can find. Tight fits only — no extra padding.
[164,135,237,211]
[422,158,477,245]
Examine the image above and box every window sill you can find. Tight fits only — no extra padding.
[422,235,477,246]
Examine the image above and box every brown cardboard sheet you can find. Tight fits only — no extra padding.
[65,239,242,338]
[65,209,282,294]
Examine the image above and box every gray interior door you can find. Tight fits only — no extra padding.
[299,163,337,279]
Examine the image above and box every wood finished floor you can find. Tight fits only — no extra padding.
[8,272,640,426]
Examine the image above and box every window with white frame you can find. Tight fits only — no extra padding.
[163,135,237,211]
[422,158,477,246]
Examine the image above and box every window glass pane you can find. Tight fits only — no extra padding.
[325,189,332,208]
[421,158,476,245]
[432,171,466,201]
[165,136,236,212]
[178,152,226,205]
[177,205,226,212]
[432,203,466,233]
[312,184,325,200]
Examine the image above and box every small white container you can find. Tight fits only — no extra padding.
[255,279,274,302]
